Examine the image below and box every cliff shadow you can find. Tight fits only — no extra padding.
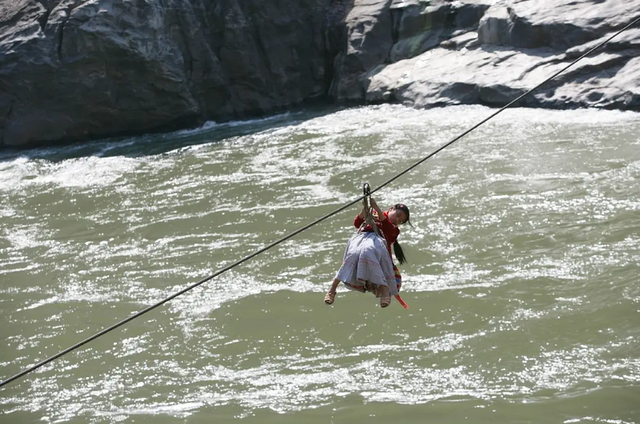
[324,0,356,95]
[0,104,347,163]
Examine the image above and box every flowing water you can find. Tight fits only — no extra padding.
[1,105,639,424]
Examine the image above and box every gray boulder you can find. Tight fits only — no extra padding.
[347,0,640,110]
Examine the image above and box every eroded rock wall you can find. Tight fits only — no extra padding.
[342,0,640,110]
[0,0,330,147]
[1,0,639,148]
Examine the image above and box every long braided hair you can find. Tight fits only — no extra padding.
[393,242,407,265]
[392,203,411,265]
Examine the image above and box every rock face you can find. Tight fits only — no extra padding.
[0,0,330,147]
[360,0,640,110]
[1,0,639,148]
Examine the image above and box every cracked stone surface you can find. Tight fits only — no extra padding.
[0,0,330,147]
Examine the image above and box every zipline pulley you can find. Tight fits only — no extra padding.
[361,183,381,237]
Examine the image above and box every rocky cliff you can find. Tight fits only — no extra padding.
[362,0,640,110]
[1,0,639,148]
[0,0,331,147]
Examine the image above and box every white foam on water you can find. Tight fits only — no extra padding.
[36,156,139,188]
[0,156,141,192]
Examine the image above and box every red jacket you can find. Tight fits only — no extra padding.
[353,211,399,256]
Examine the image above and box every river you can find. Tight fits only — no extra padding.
[1,104,639,423]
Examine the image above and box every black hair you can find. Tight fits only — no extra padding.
[394,241,407,265]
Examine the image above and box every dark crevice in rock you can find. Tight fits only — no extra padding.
[389,6,400,46]
[36,0,67,32]
[56,18,66,60]
[36,1,53,32]
[323,0,354,98]
[37,9,51,32]
[56,3,80,62]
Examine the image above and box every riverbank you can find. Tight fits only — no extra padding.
[1,0,639,148]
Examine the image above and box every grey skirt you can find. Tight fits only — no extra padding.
[334,231,398,296]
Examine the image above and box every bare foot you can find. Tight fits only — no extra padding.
[379,286,390,308]
[324,291,336,305]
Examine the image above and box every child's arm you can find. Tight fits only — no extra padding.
[370,198,386,220]
[358,205,366,219]
[354,206,366,228]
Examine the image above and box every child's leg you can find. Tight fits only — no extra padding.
[324,279,340,304]
[328,278,340,293]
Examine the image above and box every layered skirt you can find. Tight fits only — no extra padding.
[334,231,399,296]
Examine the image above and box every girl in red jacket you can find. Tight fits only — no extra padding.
[324,198,410,308]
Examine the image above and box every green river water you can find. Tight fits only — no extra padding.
[1,105,639,423]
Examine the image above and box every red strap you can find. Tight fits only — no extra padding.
[394,294,408,309]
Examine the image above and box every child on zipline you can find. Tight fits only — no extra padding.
[324,198,410,308]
